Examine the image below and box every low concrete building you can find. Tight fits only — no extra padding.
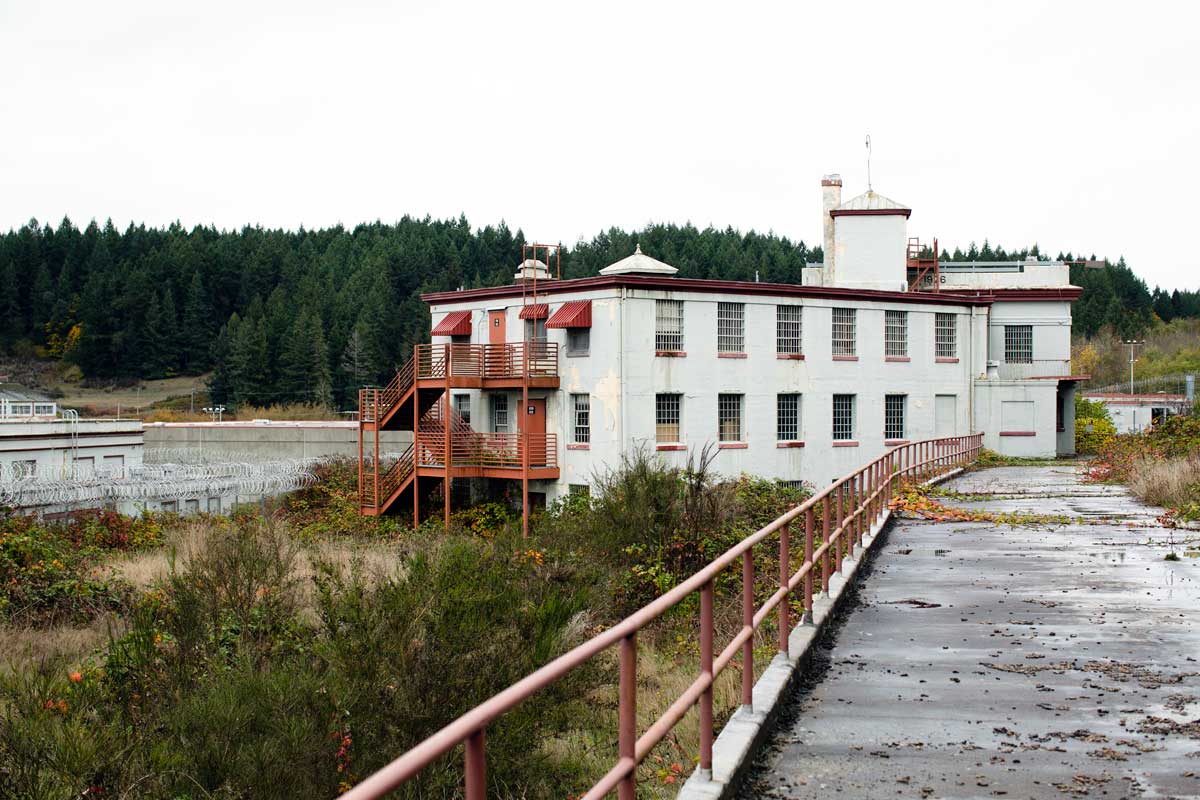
[1079,392,1190,434]
[144,420,410,461]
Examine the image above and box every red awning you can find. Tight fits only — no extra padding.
[518,303,549,320]
[545,300,592,329]
[431,310,472,336]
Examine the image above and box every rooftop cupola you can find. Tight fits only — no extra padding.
[513,258,553,283]
[599,244,679,276]
[824,185,911,292]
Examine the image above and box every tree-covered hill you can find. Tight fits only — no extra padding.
[0,217,1188,409]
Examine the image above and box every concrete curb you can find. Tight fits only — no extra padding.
[677,467,965,800]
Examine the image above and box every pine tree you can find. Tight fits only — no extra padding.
[182,271,213,372]
[0,261,21,341]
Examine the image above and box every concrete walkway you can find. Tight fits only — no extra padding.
[740,465,1200,799]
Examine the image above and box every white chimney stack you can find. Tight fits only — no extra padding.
[821,174,842,272]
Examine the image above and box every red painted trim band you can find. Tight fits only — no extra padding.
[832,440,859,447]
[776,353,805,360]
[999,431,1037,437]
[776,441,806,448]
[656,350,687,357]
[566,444,590,450]
[718,352,747,359]
[936,357,960,363]
[885,356,911,362]
[884,439,909,446]
[655,444,686,451]
[718,442,748,449]
[832,355,859,362]
[830,208,912,218]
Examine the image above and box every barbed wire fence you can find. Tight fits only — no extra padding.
[0,448,324,513]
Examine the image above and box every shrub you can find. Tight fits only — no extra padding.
[1075,415,1116,455]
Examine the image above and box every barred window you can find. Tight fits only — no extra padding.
[656,300,684,352]
[491,394,509,433]
[936,313,957,358]
[656,394,681,442]
[567,327,590,355]
[572,394,590,443]
[885,310,908,357]
[1004,325,1033,363]
[885,394,906,440]
[454,393,471,425]
[525,318,547,342]
[718,394,743,441]
[776,305,802,355]
[832,308,856,356]
[832,394,855,441]
[777,393,801,440]
[717,302,745,353]
[569,484,591,497]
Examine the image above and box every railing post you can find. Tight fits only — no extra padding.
[835,483,844,574]
[465,728,486,800]
[700,579,715,775]
[373,392,380,511]
[619,633,637,800]
[742,550,754,709]
[779,521,790,653]
[821,494,831,596]
[804,507,815,622]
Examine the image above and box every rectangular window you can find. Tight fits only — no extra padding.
[935,313,957,358]
[491,394,509,433]
[655,300,684,352]
[524,318,547,342]
[569,484,591,497]
[656,393,681,442]
[717,302,745,353]
[572,394,590,444]
[776,305,802,355]
[718,394,743,441]
[833,394,855,440]
[14,459,37,479]
[885,394,906,440]
[161,500,178,513]
[1004,325,1033,363]
[567,327,590,355]
[34,403,55,416]
[777,393,801,441]
[184,498,200,514]
[207,497,222,514]
[102,454,125,477]
[885,310,908,357]
[832,308,856,356]
[454,393,471,425]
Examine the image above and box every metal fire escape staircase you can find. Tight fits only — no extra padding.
[906,237,940,292]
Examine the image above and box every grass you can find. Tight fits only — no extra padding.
[0,454,810,798]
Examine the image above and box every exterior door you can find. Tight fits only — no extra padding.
[935,395,956,437]
[488,310,506,344]
[522,398,547,466]
[487,310,509,377]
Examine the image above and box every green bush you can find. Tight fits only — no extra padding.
[1075,415,1117,455]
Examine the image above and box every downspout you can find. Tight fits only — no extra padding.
[619,286,626,453]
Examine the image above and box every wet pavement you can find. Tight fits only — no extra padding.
[740,465,1200,799]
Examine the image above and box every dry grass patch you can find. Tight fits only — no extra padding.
[1129,455,1200,508]
[0,615,123,675]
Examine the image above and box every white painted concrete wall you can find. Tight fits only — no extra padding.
[940,261,1070,290]
[831,215,908,292]
[988,300,1073,379]
[0,420,144,480]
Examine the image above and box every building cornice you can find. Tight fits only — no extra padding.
[423,275,995,307]
[942,287,1084,302]
[829,208,912,219]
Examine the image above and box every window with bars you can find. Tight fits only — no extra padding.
[1004,325,1033,363]
[572,394,590,443]
[655,300,684,351]
[936,313,957,358]
[718,394,743,441]
[567,327,590,355]
[777,393,801,441]
[656,394,681,442]
[885,394,906,440]
[832,394,855,440]
[717,302,745,353]
[832,308,856,356]
[776,305,802,354]
[885,310,908,357]
[525,318,547,342]
[454,393,471,425]
[491,394,509,433]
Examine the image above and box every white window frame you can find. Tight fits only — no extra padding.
[655,300,684,352]
[935,313,957,358]
[491,394,509,433]
[1005,325,1033,363]
[656,393,681,443]
[832,394,855,441]
[885,310,908,357]
[777,393,801,441]
[832,308,856,357]
[718,393,743,442]
[885,394,906,440]
[776,305,802,355]
[717,302,745,353]
[572,394,590,444]
[454,393,471,425]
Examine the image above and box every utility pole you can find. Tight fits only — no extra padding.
[1122,340,1144,395]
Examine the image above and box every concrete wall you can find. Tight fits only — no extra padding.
[0,419,144,480]
[831,214,908,292]
[973,380,1059,457]
[144,422,411,460]
[988,300,1073,379]
[940,261,1070,290]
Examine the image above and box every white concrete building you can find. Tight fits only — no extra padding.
[1079,392,1190,434]
[360,175,1082,521]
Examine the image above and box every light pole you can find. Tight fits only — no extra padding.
[201,405,226,422]
[1122,340,1144,395]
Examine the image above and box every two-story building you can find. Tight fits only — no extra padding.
[357,175,1082,529]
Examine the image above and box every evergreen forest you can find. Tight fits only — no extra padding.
[0,216,1189,410]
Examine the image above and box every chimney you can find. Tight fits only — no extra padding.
[821,174,842,272]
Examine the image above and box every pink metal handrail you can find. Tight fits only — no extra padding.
[341,433,984,800]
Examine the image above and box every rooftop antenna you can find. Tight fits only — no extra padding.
[865,134,873,192]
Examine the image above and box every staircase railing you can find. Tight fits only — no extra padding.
[360,445,415,510]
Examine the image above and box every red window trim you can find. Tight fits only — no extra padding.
[885,356,911,363]
[884,438,910,446]
[566,444,590,450]
[999,431,1037,437]
[776,441,806,448]
[832,440,859,447]
[718,442,748,449]
[656,350,687,357]
[776,353,806,360]
[935,357,960,363]
[832,355,859,362]
[655,443,686,451]
[717,352,747,359]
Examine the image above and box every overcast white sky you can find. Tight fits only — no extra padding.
[2,1,1198,290]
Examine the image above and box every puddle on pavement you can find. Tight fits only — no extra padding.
[934,549,950,557]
